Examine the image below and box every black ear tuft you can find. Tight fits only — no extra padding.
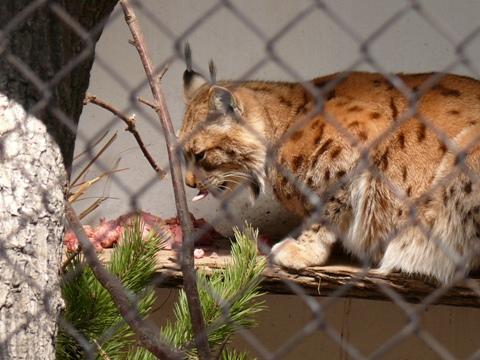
[183,42,197,89]
[183,42,207,101]
[184,42,192,71]
[209,60,217,84]
[183,69,197,91]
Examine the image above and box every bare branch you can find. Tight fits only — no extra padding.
[64,202,183,360]
[84,94,167,178]
[119,1,212,359]
[158,62,170,82]
[137,97,157,110]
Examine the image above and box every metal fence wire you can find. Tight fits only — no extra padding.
[2,0,480,359]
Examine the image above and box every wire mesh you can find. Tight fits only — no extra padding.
[2,0,480,359]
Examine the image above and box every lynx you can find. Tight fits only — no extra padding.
[178,46,480,283]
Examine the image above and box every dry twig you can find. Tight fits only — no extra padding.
[119,1,212,359]
[61,249,81,274]
[93,339,111,360]
[137,97,156,110]
[78,197,108,220]
[73,130,110,161]
[84,94,167,178]
[157,62,170,82]
[70,132,118,187]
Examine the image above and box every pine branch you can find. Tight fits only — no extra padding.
[221,348,251,360]
[57,220,165,359]
[76,224,267,360]
[157,224,266,359]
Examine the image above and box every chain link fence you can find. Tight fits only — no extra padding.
[2,0,480,359]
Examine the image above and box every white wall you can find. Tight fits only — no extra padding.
[74,1,480,358]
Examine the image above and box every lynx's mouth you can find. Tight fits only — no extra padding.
[191,176,262,202]
[192,189,209,202]
[191,181,230,202]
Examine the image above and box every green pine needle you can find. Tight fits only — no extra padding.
[153,223,266,359]
[221,348,252,360]
[56,219,164,359]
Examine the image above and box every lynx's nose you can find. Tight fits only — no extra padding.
[185,171,209,202]
[185,171,197,188]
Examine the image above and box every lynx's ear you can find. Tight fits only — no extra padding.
[183,43,207,101]
[208,86,241,115]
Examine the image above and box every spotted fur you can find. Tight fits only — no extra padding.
[179,57,480,283]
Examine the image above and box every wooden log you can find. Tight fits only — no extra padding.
[101,245,480,309]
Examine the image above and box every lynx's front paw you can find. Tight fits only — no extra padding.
[271,238,312,269]
[270,237,331,270]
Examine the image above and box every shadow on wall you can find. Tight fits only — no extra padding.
[200,187,302,240]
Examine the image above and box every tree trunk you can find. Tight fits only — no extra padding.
[0,1,117,358]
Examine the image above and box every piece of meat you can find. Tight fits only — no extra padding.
[63,213,273,258]
[63,225,101,252]
[95,219,124,248]
[164,214,222,249]
[63,212,222,252]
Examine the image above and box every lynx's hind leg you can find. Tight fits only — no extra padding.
[379,226,463,283]
[380,179,480,283]
[380,127,480,283]
[271,225,336,270]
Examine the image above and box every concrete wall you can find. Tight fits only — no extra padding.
[74,0,480,358]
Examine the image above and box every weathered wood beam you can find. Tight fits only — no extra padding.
[147,247,480,309]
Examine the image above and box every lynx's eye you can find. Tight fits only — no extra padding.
[194,151,206,162]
